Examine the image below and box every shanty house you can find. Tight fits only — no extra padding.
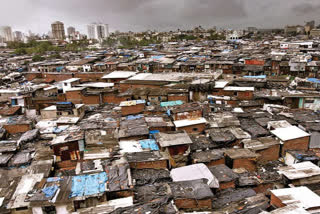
[271,126,310,156]
[120,100,146,116]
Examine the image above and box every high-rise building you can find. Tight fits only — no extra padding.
[13,31,23,41]
[67,26,76,37]
[87,23,109,41]
[305,20,315,35]
[51,21,65,40]
[0,26,13,42]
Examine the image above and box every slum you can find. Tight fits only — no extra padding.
[1,33,320,214]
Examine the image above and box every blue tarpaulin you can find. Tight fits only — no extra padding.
[42,185,59,198]
[160,100,183,107]
[47,177,63,182]
[126,114,143,120]
[151,55,164,60]
[57,102,72,105]
[53,126,68,134]
[136,100,146,104]
[243,75,266,79]
[139,139,159,151]
[56,66,64,72]
[149,130,159,135]
[70,172,108,198]
[308,78,320,84]
[149,130,160,139]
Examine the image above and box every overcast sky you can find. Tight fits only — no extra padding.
[1,0,320,34]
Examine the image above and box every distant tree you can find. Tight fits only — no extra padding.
[48,53,62,59]
[32,55,45,62]
[14,48,27,55]
[103,37,117,47]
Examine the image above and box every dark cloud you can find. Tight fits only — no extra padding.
[292,2,320,16]
[0,0,320,34]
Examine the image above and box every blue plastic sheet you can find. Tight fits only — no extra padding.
[161,100,183,107]
[151,55,164,60]
[136,100,146,104]
[42,185,59,198]
[126,114,143,120]
[243,75,266,79]
[53,126,68,134]
[139,139,159,151]
[308,78,320,84]
[56,66,64,72]
[57,102,72,105]
[47,177,63,182]
[70,172,108,198]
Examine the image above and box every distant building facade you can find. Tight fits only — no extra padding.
[310,29,320,38]
[305,20,315,35]
[285,25,304,35]
[67,26,76,37]
[51,21,65,40]
[0,26,13,42]
[87,23,109,41]
[13,31,23,42]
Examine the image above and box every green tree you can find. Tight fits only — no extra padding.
[32,55,45,62]
[103,38,117,47]
[14,48,27,55]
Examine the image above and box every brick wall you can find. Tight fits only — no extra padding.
[24,72,106,83]
[174,198,212,210]
[221,91,254,100]
[237,91,254,100]
[219,181,235,190]
[3,124,32,134]
[173,110,203,120]
[24,72,42,81]
[253,183,274,194]
[270,192,286,208]
[82,94,101,105]
[74,73,105,82]
[205,158,225,167]
[129,160,168,169]
[168,94,189,103]
[44,73,73,82]
[65,90,83,104]
[119,83,161,93]
[245,59,265,65]
[121,104,145,116]
[281,136,310,156]
[256,144,280,163]
[103,94,130,104]
[232,158,257,172]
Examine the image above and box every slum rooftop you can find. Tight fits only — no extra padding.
[1,27,320,213]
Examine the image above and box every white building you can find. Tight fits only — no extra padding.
[0,26,13,42]
[226,31,243,41]
[87,23,109,41]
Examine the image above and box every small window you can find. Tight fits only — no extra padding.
[305,99,314,104]
[234,92,238,96]
[16,207,28,211]
[64,83,68,86]
[192,128,198,132]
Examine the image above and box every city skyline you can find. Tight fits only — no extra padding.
[1,0,320,34]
